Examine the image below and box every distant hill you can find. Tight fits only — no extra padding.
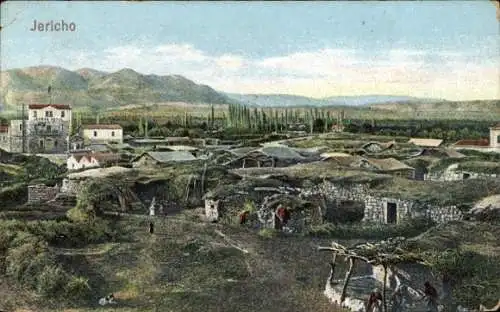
[1,66,497,119]
[226,93,442,108]
[0,66,234,110]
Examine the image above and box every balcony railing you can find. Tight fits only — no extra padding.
[28,129,65,136]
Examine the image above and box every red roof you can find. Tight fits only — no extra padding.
[454,139,490,147]
[82,124,122,130]
[28,104,71,110]
[0,125,9,133]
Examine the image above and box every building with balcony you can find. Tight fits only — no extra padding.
[0,104,72,153]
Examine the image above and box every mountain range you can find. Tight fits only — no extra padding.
[224,93,441,108]
[0,66,497,114]
[0,66,233,111]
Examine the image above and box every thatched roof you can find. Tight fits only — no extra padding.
[408,138,443,147]
[133,151,198,163]
[230,161,391,184]
[204,177,288,200]
[364,157,415,171]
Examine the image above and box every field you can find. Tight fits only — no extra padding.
[1,208,499,312]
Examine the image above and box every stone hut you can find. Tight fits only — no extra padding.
[302,179,464,224]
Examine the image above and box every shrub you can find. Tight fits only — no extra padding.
[258,228,281,239]
[0,183,28,208]
[5,240,49,283]
[36,265,70,297]
[425,249,500,308]
[65,276,91,298]
[66,206,94,223]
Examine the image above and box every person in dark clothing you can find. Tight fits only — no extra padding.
[239,211,249,225]
[149,222,154,234]
[423,281,439,312]
[366,288,383,312]
[276,206,290,225]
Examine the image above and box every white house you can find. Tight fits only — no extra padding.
[28,104,72,122]
[82,124,123,144]
[67,152,121,170]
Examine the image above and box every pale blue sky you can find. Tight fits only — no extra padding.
[1,1,499,100]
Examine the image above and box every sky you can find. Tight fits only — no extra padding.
[1,1,499,100]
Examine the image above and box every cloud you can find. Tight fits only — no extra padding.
[54,43,499,100]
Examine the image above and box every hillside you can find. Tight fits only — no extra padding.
[225,93,442,108]
[0,66,234,111]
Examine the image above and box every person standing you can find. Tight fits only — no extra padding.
[423,281,439,312]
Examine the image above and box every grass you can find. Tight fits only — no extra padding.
[405,221,500,308]
[1,212,340,312]
[369,177,500,207]
[2,210,499,311]
[457,161,500,175]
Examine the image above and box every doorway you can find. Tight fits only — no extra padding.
[386,202,397,224]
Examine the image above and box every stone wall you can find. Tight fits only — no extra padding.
[425,169,497,181]
[28,184,60,203]
[301,180,463,224]
[61,178,81,195]
[205,199,219,222]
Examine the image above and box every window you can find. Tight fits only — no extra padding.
[94,131,98,137]
[33,111,37,118]
[111,131,115,137]
[61,111,65,118]
[19,124,22,131]
[47,125,51,132]
[45,111,53,117]
[54,140,58,147]
[497,136,500,144]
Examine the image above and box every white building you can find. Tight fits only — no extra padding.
[67,152,121,171]
[28,104,72,122]
[0,104,72,153]
[81,124,123,145]
[490,124,500,149]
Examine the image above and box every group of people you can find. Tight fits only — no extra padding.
[365,281,439,312]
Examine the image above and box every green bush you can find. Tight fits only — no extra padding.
[0,183,27,208]
[258,228,282,239]
[36,265,70,297]
[5,240,49,283]
[65,275,91,298]
[425,249,500,308]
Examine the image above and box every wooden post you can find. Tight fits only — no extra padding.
[382,264,388,312]
[329,252,338,284]
[340,257,355,303]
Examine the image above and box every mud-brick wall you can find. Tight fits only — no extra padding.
[28,184,60,203]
